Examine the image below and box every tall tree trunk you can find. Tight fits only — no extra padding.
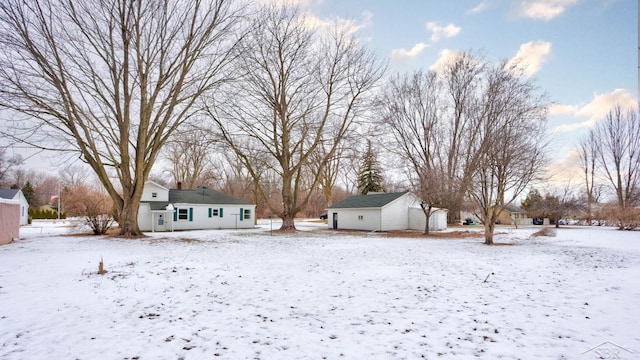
[280,211,296,231]
[421,203,432,235]
[484,221,495,245]
[279,178,297,231]
[118,198,142,236]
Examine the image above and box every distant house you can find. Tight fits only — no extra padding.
[0,189,30,225]
[495,205,531,226]
[138,181,257,232]
[327,192,447,232]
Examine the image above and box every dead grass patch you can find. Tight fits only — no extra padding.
[330,229,485,239]
[385,230,484,239]
[149,237,203,244]
[531,227,557,237]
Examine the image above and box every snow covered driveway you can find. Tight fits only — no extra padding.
[1,223,639,359]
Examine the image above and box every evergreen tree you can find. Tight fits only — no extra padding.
[22,181,36,207]
[357,140,385,195]
[521,189,543,214]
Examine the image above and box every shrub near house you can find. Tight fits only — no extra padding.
[29,207,66,220]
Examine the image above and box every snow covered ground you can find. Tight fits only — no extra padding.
[1,220,639,359]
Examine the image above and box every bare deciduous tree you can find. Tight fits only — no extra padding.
[64,184,115,235]
[467,61,549,245]
[59,165,92,190]
[308,138,347,208]
[163,125,220,189]
[0,147,22,187]
[209,4,385,230]
[593,106,640,220]
[377,70,447,234]
[582,105,640,229]
[0,0,243,236]
[440,52,487,224]
[578,131,599,224]
[377,52,487,232]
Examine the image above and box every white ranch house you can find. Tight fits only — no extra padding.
[327,192,447,232]
[138,181,256,232]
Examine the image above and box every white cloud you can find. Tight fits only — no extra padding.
[426,22,461,43]
[506,40,552,77]
[551,89,639,133]
[467,2,491,14]
[429,49,460,73]
[548,104,579,115]
[390,42,428,61]
[261,0,311,6]
[516,0,579,21]
[303,10,373,36]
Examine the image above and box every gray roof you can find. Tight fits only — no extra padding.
[168,187,253,206]
[503,204,526,213]
[145,201,171,211]
[328,192,408,209]
[0,189,20,200]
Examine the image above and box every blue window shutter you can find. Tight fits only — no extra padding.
[240,208,244,221]
[220,208,223,217]
[208,208,212,218]
[173,209,177,221]
[189,208,193,221]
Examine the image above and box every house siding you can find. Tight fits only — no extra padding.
[380,195,412,231]
[331,208,381,231]
[0,199,20,244]
[141,182,169,202]
[16,192,29,226]
[171,204,255,230]
[408,207,448,231]
[139,203,256,231]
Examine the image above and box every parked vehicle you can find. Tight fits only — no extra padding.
[463,218,476,225]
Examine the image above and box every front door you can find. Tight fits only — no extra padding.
[332,212,338,230]
[157,214,166,231]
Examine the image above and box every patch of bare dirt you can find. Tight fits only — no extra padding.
[383,230,484,239]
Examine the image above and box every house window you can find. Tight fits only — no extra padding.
[358,215,363,220]
[151,192,157,198]
[178,208,189,220]
[243,209,251,220]
[212,209,219,217]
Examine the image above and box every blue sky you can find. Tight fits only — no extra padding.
[304,0,638,184]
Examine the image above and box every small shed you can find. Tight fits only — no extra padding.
[0,198,20,244]
[0,189,30,225]
[327,192,447,232]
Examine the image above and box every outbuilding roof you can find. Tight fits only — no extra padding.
[0,189,20,200]
[328,192,408,209]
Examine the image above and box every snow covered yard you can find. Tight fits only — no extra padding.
[1,222,639,359]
